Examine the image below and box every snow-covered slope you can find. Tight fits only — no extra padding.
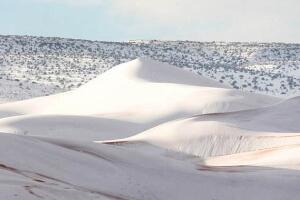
[0,58,279,140]
[204,144,300,168]
[0,58,279,118]
[102,97,300,164]
[1,132,300,200]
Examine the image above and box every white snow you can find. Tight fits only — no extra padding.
[0,58,299,200]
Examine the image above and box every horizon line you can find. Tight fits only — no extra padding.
[1,34,300,45]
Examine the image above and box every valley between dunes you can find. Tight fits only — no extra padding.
[0,58,299,200]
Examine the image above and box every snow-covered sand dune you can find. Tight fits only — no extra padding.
[0,58,279,119]
[0,58,279,139]
[0,58,299,200]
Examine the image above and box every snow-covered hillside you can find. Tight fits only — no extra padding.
[1,35,300,102]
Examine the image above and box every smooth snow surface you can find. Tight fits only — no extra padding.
[0,58,299,200]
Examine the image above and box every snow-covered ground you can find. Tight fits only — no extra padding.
[0,58,299,199]
[1,35,300,102]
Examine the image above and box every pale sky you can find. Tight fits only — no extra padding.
[0,0,299,43]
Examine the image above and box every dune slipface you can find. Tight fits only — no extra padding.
[0,58,299,200]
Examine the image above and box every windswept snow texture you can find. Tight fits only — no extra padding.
[0,58,300,200]
[1,35,300,102]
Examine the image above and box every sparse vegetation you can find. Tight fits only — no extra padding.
[0,35,300,101]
